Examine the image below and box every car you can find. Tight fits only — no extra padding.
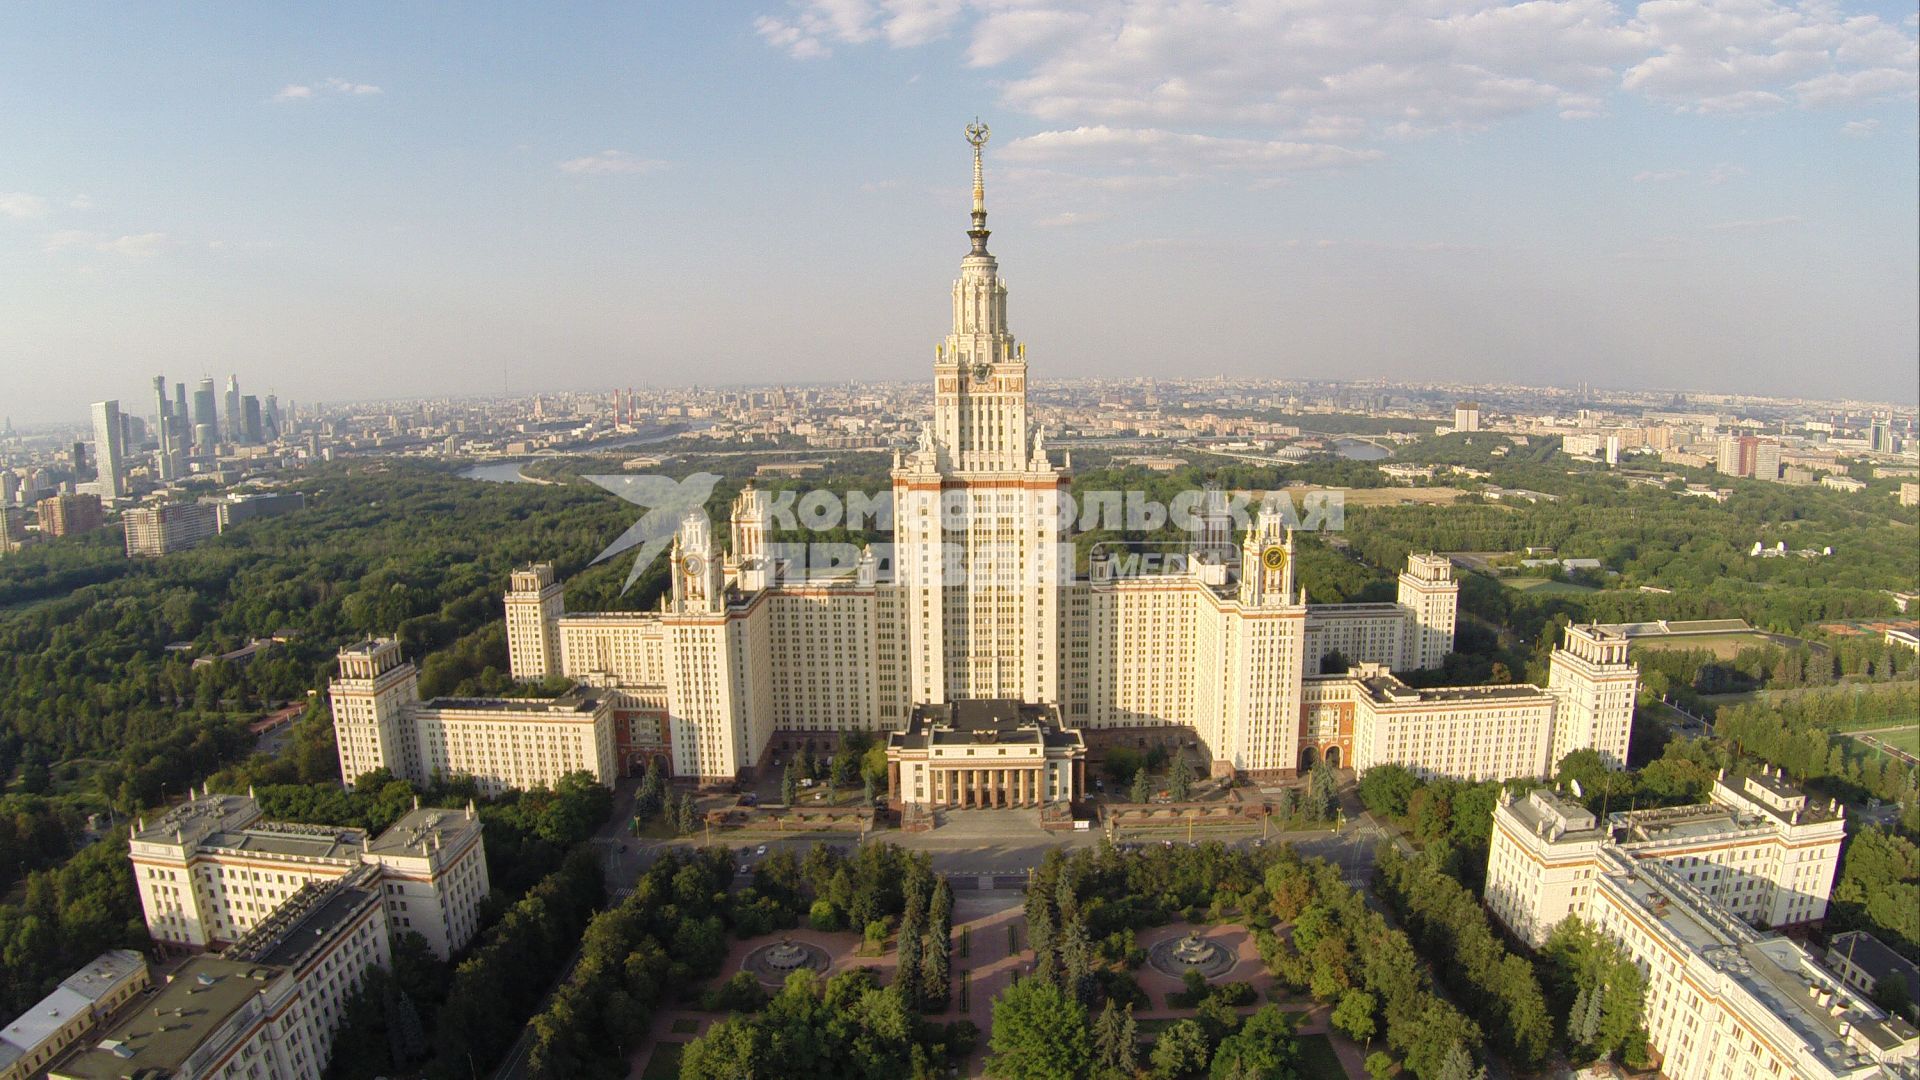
[739,864,751,874]
[755,844,768,856]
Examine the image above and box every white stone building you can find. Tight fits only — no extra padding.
[1487,769,1849,950]
[1586,851,1915,1080]
[492,132,1637,793]
[130,791,488,961]
[329,637,617,795]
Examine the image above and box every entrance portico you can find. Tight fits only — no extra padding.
[886,700,1086,810]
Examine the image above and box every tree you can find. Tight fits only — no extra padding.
[1331,989,1377,1047]
[922,924,951,1010]
[782,760,799,806]
[1434,1041,1485,1080]
[1209,1004,1298,1080]
[1062,918,1096,1006]
[1131,767,1152,804]
[1364,1052,1395,1080]
[897,907,924,1011]
[1168,753,1194,802]
[1357,764,1420,818]
[986,977,1092,1080]
[1092,1000,1136,1074]
[1149,1018,1211,1079]
[1874,974,1914,1020]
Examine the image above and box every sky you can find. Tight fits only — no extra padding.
[1,2,1915,425]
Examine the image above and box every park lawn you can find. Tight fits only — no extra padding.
[1295,1032,1350,1077]
[670,1018,701,1035]
[640,1042,685,1080]
[1501,577,1595,595]
[1630,631,1781,659]
[1849,726,1920,755]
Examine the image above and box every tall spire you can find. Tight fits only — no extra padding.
[965,118,991,257]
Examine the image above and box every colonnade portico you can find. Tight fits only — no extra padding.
[927,764,1051,808]
[886,700,1087,811]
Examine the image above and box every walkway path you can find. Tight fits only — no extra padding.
[626,905,1370,1079]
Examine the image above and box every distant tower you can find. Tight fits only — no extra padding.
[224,375,241,441]
[241,395,263,444]
[1397,553,1458,670]
[90,400,126,501]
[504,563,564,680]
[328,638,422,787]
[193,378,218,450]
[151,375,177,481]
[1546,624,1637,770]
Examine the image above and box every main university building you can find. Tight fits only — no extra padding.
[335,130,1638,805]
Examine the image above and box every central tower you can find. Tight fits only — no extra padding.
[894,120,1067,706]
[932,119,1028,474]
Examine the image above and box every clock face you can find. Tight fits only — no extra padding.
[972,362,991,383]
[682,555,704,577]
[1260,543,1288,573]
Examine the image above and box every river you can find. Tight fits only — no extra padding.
[1333,439,1390,461]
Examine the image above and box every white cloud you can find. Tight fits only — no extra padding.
[755,0,968,58]
[274,77,382,103]
[752,0,1919,139]
[556,150,669,176]
[1004,126,1381,174]
[1704,162,1747,185]
[321,77,382,95]
[0,192,50,219]
[96,232,168,257]
[1633,169,1689,183]
[67,194,95,210]
[1840,117,1880,136]
[44,230,168,256]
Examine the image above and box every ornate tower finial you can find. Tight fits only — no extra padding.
[965,118,991,256]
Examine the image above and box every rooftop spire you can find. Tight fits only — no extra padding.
[965,118,991,257]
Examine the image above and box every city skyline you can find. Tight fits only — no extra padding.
[2,2,1917,424]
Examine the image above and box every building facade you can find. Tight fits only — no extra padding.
[1487,769,1848,949]
[0,951,149,1080]
[491,132,1636,794]
[1486,775,1912,1080]
[36,494,104,538]
[88,401,125,502]
[886,701,1086,809]
[1585,850,1914,1080]
[123,502,219,557]
[130,790,488,961]
[327,638,618,796]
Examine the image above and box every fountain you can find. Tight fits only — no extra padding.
[1148,930,1235,979]
[743,937,829,983]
